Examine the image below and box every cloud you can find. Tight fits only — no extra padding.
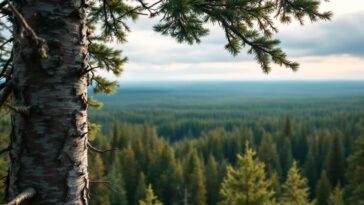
[278,13,364,57]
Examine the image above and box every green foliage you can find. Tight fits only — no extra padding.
[184,150,207,205]
[324,133,345,186]
[281,161,313,205]
[284,116,293,137]
[122,144,138,205]
[89,155,110,205]
[154,0,209,44]
[315,170,331,205]
[328,185,344,205]
[88,96,104,109]
[138,184,163,205]
[88,121,102,141]
[92,76,118,95]
[206,155,220,205]
[89,43,126,76]
[258,132,282,178]
[108,159,128,205]
[345,116,364,205]
[219,144,275,205]
[135,172,147,204]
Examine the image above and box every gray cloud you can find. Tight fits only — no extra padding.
[278,13,364,57]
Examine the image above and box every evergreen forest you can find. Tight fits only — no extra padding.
[1,81,364,205]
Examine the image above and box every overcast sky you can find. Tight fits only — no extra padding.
[108,0,364,81]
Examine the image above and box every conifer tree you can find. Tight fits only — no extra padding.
[108,158,128,205]
[185,151,207,205]
[206,155,220,205]
[324,134,345,186]
[281,161,313,205]
[304,133,322,193]
[328,186,344,205]
[153,146,183,205]
[280,138,293,178]
[315,170,331,205]
[219,144,275,205]
[345,116,364,205]
[139,184,163,205]
[135,172,147,205]
[259,132,282,178]
[0,0,331,203]
[122,144,138,205]
[89,155,110,205]
[284,116,293,137]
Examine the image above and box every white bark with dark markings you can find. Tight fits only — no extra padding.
[7,0,89,204]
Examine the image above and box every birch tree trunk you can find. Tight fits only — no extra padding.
[7,0,89,204]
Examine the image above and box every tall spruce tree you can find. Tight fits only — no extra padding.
[219,144,275,205]
[184,150,207,205]
[108,158,128,205]
[0,0,331,203]
[258,132,282,178]
[89,155,110,205]
[345,116,364,205]
[139,184,163,205]
[206,155,220,205]
[315,170,331,205]
[281,161,313,205]
[135,172,147,205]
[324,134,345,186]
[328,185,344,205]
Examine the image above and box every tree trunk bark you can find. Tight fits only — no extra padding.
[7,0,89,204]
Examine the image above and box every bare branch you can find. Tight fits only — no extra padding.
[89,180,110,184]
[89,180,117,192]
[87,141,117,154]
[6,104,30,116]
[0,52,13,80]
[0,38,13,49]
[6,0,48,58]
[5,187,36,205]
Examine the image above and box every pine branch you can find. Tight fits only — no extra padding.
[88,141,117,154]
[6,0,48,58]
[5,187,36,205]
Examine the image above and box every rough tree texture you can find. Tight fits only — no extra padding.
[7,0,89,204]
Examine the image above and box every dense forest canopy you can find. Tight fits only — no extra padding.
[3,81,362,205]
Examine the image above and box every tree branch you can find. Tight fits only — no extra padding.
[0,38,13,49]
[89,180,117,192]
[5,187,36,205]
[6,104,30,116]
[87,141,117,154]
[5,0,48,58]
[0,52,13,80]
